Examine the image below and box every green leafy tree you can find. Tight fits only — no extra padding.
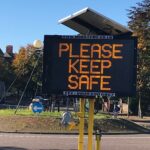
[0,51,15,90]
[128,0,150,116]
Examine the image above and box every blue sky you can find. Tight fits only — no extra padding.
[0,0,142,52]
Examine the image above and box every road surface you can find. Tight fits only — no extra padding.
[0,133,149,150]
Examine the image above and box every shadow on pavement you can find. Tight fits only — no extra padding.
[0,146,77,150]
[0,148,77,150]
[0,147,27,150]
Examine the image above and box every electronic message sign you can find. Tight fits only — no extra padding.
[43,35,137,97]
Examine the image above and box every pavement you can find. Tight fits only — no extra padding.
[0,133,149,150]
[119,115,150,130]
[119,115,150,122]
[126,116,150,121]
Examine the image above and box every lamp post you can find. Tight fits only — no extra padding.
[14,40,43,114]
[33,39,43,96]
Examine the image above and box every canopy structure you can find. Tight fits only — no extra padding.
[58,7,132,36]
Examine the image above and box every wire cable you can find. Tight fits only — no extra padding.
[14,52,41,114]
[0,52,36,102]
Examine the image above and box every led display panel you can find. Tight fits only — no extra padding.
[43,35,137,97]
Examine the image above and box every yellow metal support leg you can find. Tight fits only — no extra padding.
[78,98,85,150]
[96,138,100,150]
[95,130,101,150]
[88,99,95,150]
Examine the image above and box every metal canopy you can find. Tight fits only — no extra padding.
[58,7,132,35]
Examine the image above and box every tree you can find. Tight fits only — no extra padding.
[12,44,43,98]
[0,49,15,90]
[128,0,150,116]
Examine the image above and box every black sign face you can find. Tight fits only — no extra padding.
[43,35,137,97]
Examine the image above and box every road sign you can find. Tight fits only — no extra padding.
[32,102,43,113]
[61,111,72,125]
[43,35,137,97]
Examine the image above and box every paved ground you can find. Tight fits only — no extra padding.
[121,116,150,121]
[0,133,149,150]
[119,115,150,129]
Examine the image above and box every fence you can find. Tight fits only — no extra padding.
[0,104,28,109]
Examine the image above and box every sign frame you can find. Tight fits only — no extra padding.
[43,35,137,97]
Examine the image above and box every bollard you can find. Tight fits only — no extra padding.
[95,129,102,150]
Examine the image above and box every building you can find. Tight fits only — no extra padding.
[3,45,14,62]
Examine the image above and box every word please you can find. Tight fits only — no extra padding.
[59,43,123,59]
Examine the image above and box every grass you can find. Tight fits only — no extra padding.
[0,109,147,133]
[0,109,62,117]
[0,109,110,119]
[0,109,111,133]
[94,112,111,119]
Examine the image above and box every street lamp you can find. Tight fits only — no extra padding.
[32,39,43,96]
[33,40,43,50]
[14,39,43,114]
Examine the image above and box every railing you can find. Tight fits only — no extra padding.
[0,104,28,109]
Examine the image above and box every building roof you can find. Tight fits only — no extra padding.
[4,52,12,58]
[59,7,132,35]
